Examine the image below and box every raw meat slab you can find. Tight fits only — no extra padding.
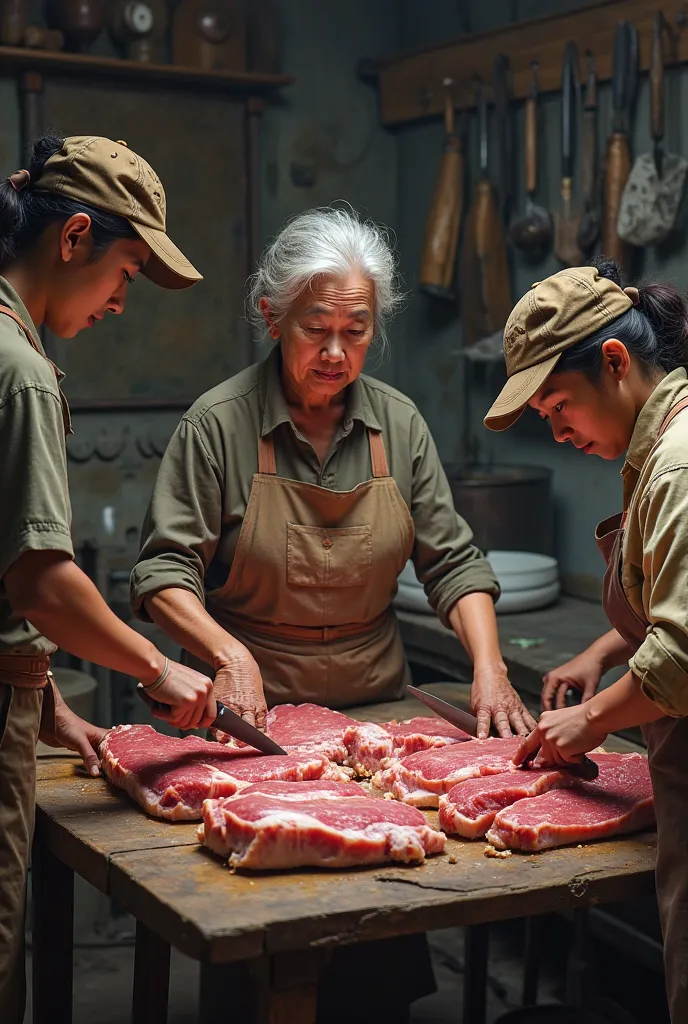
[199,779,446,869]
[265,703,360,762]
[343,716,471,775]
[100,724,348,821]
[373,737,523,807]
[439,768,573,838]
[486,753,655,851]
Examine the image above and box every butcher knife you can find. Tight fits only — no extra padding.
[407,685,478,737]
[521,743,599,781]
[137,684,287,755]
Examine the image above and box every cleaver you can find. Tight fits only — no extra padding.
[137,684,287,756]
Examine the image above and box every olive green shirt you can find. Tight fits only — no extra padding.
[0,276,73,655]
[620,368,688,716]
[132,346,498,628]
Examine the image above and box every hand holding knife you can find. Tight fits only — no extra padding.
[408,685,599,780]
[137,684,287,756]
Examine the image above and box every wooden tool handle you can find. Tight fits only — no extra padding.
[603,132,632,270]
[419,108,464,297]
[525,94,537,197]
[443,78,455,136]
[651,12,664,144]
[474,180,512,335]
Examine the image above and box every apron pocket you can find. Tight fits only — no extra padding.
[287,523,372,587]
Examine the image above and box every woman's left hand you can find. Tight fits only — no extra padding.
[40,696,108,777]
[471,666,538,739]
[513,704,608,768]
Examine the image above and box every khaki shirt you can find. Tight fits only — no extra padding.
[620,368,688,716]
[0,277,73,655]
[132,346,498,628]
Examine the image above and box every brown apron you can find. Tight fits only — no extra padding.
[0,305,70,1022]
[596,397,688,1024]
[202,427,415,708]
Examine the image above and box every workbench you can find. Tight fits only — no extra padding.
[33,691,655,1024]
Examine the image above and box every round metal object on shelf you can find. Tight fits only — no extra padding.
[443,463,554,556]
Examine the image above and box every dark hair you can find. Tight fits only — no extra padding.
[0,130,137,269]
[556,256,688,380]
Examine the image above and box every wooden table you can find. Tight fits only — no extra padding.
[32,698,655,1024]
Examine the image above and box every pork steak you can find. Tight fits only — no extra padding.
[486,753,655,852]
[373,737,523,807]
[265,703,360,762]
[439,767,574,839]
[199,779,447,869]
[343,716,471,775]
[100,724,348,821]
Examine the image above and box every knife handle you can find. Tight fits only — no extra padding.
[525,62,537,196]
[651,12,664,145]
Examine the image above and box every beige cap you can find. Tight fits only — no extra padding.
[33,136,202,290]
[483,266,633,431]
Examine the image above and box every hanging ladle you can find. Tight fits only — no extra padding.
[510,61,553,252]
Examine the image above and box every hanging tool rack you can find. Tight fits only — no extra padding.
[362,0,688,126]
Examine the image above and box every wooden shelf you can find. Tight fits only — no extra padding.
[0,44,293,94]
[372,0,688,126]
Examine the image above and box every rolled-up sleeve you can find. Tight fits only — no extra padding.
[131,417,223,621]
[0,385,73,579]
[409,417,499,628]
[629,467,688,716]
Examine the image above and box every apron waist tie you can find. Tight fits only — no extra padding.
[216,609,391,644]
[0,654,51,688]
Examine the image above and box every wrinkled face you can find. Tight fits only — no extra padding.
[262,271,375,400]
[44,216,150,339]
[529,359,637,461]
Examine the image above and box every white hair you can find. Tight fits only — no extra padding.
[246,206,404,357]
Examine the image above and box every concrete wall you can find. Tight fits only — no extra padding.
[392,0,688,594]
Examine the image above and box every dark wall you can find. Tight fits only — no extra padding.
[392,0,688,593]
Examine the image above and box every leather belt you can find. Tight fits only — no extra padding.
[0,653,51,688]
[218,609,391,645]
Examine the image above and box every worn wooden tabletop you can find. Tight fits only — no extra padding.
[35,693,654,966]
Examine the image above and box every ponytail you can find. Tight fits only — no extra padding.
[556,256,688,379]
[0,129,135,269]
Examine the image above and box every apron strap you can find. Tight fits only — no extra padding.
[0,303,41,353]
[258,434,277,474]
[658,397,688,438]
[369,429,390,478]
[259,426,391,478]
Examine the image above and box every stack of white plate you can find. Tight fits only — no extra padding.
[394,551,560,617]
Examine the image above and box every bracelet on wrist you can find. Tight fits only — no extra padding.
[141,656,170,693]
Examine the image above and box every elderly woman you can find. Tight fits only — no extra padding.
[131,207,534,739]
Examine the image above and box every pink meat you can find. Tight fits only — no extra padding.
[343,716,471,775]
[373,737,523,807]
[486,753,655,852]
[100,724,348,821]
[439,768,573,839]
[199,779,446,869]
[265,703,360,762]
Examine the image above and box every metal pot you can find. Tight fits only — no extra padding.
[443,463,554,556]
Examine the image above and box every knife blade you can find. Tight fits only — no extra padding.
[407,685,478,737]
[136,684,287,756]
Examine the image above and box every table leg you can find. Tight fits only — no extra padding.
[199,962,255,1024]
[31,838,74,1024]
[199,952,321,1024]
[522,915,542,1006]
[132,920,170,1024]
[463,923,489,1024]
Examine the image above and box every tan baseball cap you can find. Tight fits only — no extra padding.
[33,136,202,290]
[483,266,633,431]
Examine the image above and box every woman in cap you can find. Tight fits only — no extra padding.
[132,207,535,740]
[485,256,688,1022]
[0,131,217,1022]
